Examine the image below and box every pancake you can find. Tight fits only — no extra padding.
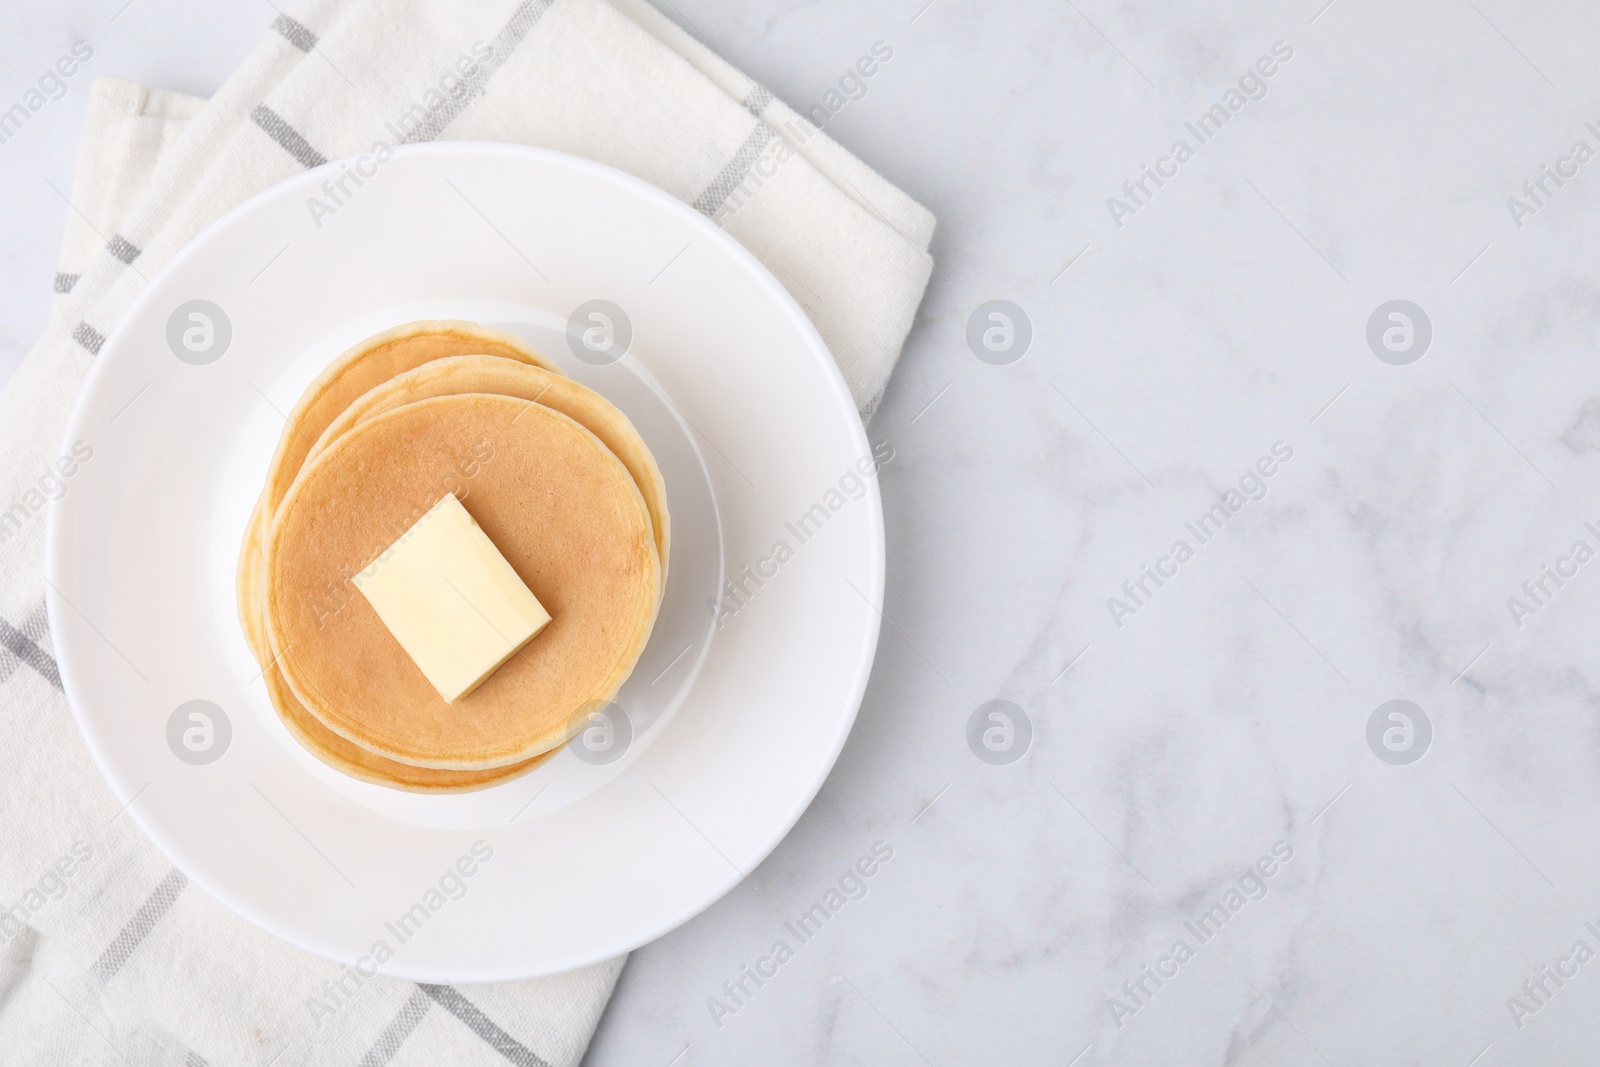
[238,487,270,661]
[247,502,551,790]
[235,350,669,789]
[304,355,669,584]
[264,663,557,791]
[235,323,567,790]
[236,321,560,666]
[264,394,660,769]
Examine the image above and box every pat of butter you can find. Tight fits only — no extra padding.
[353,493,550,702]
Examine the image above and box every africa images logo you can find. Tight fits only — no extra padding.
[1105,41,1294,228]
[1106,442,1293,628]
[305,840,496,1027]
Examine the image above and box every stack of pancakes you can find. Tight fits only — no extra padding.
[236,321,667,792]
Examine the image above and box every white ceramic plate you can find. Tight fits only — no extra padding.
[46,144,883,981]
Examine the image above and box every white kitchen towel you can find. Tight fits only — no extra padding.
[0,2,933,1065]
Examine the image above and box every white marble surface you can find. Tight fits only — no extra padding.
[9,0,1600,1064]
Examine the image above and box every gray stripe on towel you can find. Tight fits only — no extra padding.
[397,0,557,144]
[418,984,551,1067]
[357,987,433,1067]
[691,123,777,217]
[90,868,188,982]
[106,235,141,264]
[249,104,328,169]
[0,608,61,690]
[741,83,773,116]
[271,13,319,52]
[72,321,105,354]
